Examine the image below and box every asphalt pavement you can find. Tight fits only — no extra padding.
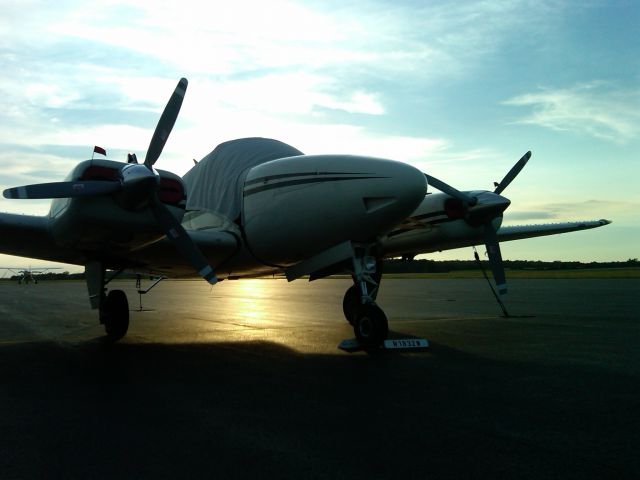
[1,278,638,479]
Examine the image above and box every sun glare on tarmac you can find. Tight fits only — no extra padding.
[210,278,292,327]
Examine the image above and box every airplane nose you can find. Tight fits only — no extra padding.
[363,158,427,218]
[242,154,427,264]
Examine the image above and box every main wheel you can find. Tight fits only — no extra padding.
[353,304,388,347]
[101,289,129,341]
[342,285,360,325]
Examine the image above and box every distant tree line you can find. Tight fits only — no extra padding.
[2,258,638,281]
[382,258,639,274]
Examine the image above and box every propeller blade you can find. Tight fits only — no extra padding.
[144,78,188,169]
[483,223,507,295]
[494,151,531,194]
[3,180,121,199]
[149,200,218,285]
[425,174,477,206]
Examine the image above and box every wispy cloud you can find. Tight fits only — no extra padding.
[507,199,638,223]
[503,82,640,143]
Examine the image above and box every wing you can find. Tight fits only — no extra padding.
[497,219,611,242]
[381,217,612,257]
[0,212,82,264]
[0,212,238,276]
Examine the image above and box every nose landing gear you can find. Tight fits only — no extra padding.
[344,249,388,347]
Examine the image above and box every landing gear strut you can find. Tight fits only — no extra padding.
[344,249,388,346]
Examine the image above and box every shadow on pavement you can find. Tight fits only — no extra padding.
[1,337,637,479]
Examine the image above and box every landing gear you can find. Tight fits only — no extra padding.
[354,303,388,346]
[101,289,129,340]
[342,285,359,325]
[344,248,388,347]
[85,261,131,341]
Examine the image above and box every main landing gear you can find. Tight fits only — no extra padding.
[343,250,388,347]
[85,261,129,341]
[101,289,129,340]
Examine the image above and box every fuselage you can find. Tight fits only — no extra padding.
[40,150,427,279]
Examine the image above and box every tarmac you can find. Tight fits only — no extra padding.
[0,277,638,479]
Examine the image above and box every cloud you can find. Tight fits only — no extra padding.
[503,82,640,143]
[507,199,638,224]
[504,211,558,221]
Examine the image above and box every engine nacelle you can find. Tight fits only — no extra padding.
[381,192,506,256]
[48,159,186,252]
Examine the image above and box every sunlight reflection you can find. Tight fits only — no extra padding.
[215,279,291,326]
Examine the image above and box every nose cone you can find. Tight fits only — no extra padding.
[360,157,427,219]
[466,191,511,226]
[119,163,159,209]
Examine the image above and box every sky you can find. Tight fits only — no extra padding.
[0,0,638,272]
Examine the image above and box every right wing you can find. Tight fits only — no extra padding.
[497,219,611,242]
[0,211,239,277]
[0,212,81,264]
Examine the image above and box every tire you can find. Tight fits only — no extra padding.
[101,289,129,341]
[353,304,388,347]
[342,285,360,324]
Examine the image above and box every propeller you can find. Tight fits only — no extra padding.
[4,181,120,199]
[144,77,187,170]
[483,220,507,295]
[425,151,531,295]
[2,78,218,285]
[494,151,530,194]
[425,174,477,206]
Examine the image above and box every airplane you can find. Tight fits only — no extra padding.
[0,78,610,346]
[0,266,61,284]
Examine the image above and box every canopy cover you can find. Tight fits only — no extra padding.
[182,138,303,227]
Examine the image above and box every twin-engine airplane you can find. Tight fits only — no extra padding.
[0,78,610,345]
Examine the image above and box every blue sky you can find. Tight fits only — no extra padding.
[0,0,638,270]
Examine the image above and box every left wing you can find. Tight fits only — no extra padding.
[381,217,612,258]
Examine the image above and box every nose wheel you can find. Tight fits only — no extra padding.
[353,303,388,346]
[342,285,360,325]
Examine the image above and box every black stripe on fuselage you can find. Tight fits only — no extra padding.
[243,175,386,196]
[410,210,447,221]
[387,213,457,237]
[244,171,373,187]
